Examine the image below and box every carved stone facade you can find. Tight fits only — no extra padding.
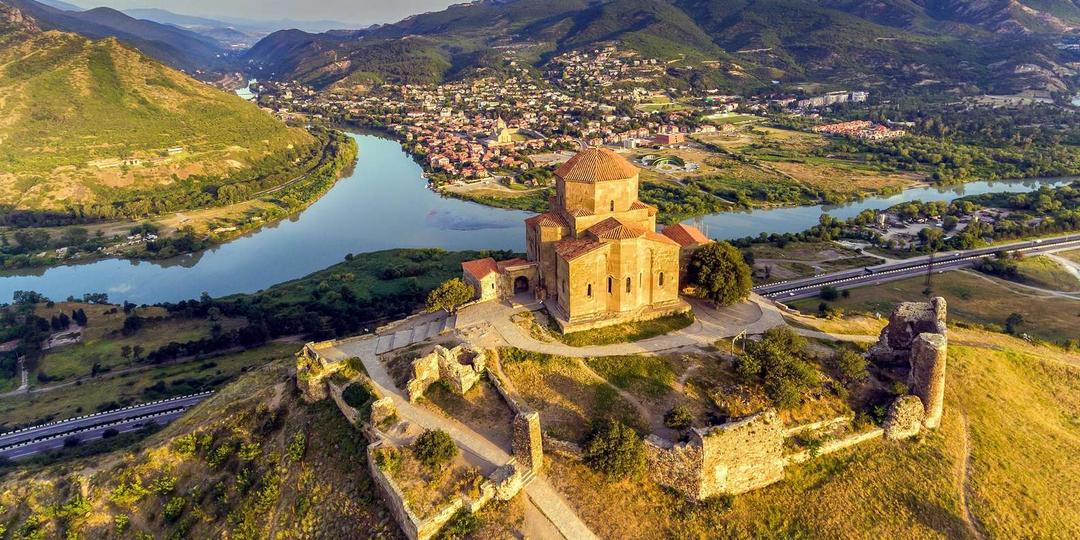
[644,409,785,499]
[405,345,487,402]
[868,297,947,363]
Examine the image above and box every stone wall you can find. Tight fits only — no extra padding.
[644,409,786,499]
[512,411,544,471]
[884,395,925,440]
[909,333,947,429]
[869,297,949,432]
[405,345,487,402]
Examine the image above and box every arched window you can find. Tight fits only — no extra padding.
[607,276,613,294]
[587,283,592,297]
[625,276,631,293]
[610,200,615,212]
[659,272,665,287]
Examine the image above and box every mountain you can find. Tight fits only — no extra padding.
[122,7,358,34]
[36,0,80,11]
[0,4,315,211]
[4,0,225,71]
[243,0,1080,94]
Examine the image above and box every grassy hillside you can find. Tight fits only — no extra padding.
[0,21,315,212]
[0,360,404,538]
[546,322,1080,538]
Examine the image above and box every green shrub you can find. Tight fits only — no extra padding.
[287,432,306,463]
[663,405,694,431]
[736,327,819,408]
[827,349,869,384]
[163,496,186,523]
[412,429,457,468]
[583,419,645,480]
[434,508,480,540]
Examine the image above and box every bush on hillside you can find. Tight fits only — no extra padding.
[425,278,475,313]
[663,405,694,431]
[736,327,819,408]
[583,419,645,480]
[412,429,457,468]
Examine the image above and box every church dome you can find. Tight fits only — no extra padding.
[555,147,639,183]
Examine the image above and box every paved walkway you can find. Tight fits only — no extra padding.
[329,336,598,540]
[454,294,785,357]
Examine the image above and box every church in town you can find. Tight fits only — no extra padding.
[461,147,710,332]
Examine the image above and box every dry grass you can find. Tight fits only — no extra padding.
[546,319,1080,538]
[498,348,645,443]
[789,270,1080,343]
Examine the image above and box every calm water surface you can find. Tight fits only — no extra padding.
[0,133,1069,303]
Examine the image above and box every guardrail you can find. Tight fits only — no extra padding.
[0,408,187,455]
[0,391,212,439]
[757,237,1080,299]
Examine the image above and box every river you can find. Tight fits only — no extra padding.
[0,133,1070,304]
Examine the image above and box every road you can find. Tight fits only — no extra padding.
[754,234,1080,300]
[0,392,211,460]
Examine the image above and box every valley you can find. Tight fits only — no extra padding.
[0,0,1079,538]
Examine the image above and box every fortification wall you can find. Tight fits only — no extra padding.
[909,333,947,429]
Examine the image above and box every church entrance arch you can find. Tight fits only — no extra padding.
[514,276,530,293]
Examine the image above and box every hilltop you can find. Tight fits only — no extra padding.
[0,5,317,213]
[243,0,1080,94]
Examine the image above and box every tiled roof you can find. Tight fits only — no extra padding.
[461,257,499,280]
[630,200,657,215]
[587,217,646,240]
[525,212,567,228]
[497,258,533,271]
[567,207,593,217]
[554,238,605,261]
[645,230,681,246]
[661,223,710,246]
[555,147,639,183]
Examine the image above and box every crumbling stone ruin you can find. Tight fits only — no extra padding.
[295,341,342,402]
[405,345,487,402]
[869,297,949,433]
[884,395,925,440]
[512,411,544,471]
[644,409,785,499]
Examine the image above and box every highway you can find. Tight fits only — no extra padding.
[754,234,1080,301]
[0,391,211,460]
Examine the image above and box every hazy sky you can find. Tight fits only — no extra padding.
[85,0,460,25]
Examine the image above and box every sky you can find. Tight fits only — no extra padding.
[84,0,461,25]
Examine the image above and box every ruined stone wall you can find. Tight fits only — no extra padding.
[405,345,487,402]
[884,395,925,440]
[644,409,785,500]
[643,435,704,498]
[512,412,544,471]
[909,333,947,429]
[698,409,786,497]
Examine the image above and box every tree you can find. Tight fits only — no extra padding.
[820,286,840,301]
[425,278,475,313]
[737,327,819,408]
[663,405,694,431]
[121,315,144,335]
[827,349,869,384]
[412,429,457,467]
[688,241,753,306]
[583,419,645,480]
[132,345,144,361]
[72,308,87,326]
[120,345,132,363]
[1005,312,1025,334]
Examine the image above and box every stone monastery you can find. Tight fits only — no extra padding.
[462,147,709,332]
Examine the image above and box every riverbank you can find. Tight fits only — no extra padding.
[0,133,1071,305]
[0,129,358,271]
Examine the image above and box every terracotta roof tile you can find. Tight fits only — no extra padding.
[555,147,639,183]
[525,212,567,228]
[567,207,593,217]
[661,224,710,246]
[497,258,532,271]
[461,258,499,280]
[645,230,681,246]
[587,217,646,240]
[554,238,605,261]
[630,200,657,215]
